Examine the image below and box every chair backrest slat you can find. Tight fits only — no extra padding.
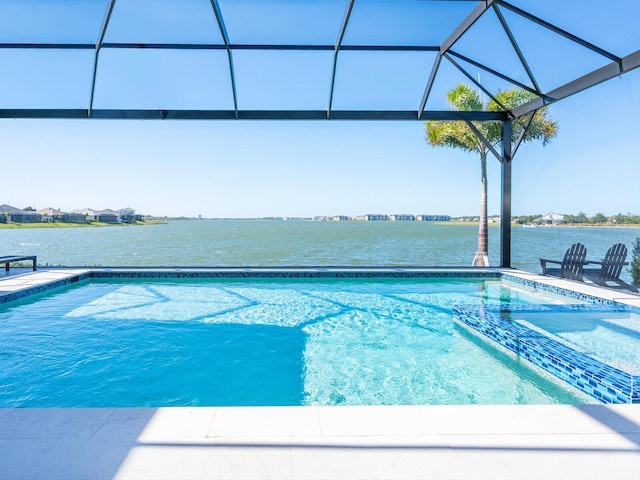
[560,242,587,280]
[600,243,627,280]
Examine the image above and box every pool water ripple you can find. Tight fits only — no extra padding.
[0,278,596,407]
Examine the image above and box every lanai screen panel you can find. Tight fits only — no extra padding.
[0,0,638,121]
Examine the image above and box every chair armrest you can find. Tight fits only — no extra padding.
[539,258,562,274]
[539,258,562,265]
[539,258,562,266]
[585,260,628,266]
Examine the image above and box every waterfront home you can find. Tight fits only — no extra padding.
[96,209,121,223]
[37,207,65,222]
[119,207,138,222]
[74,208,98,221]
[74,208,119,223]
[0,204,42,223]
[541,212,566,225]
[38,208,88,223]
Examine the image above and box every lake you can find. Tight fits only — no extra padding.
[1,220,639,282]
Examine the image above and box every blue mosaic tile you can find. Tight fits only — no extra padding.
[453,303,640,404]
[0,273,90,305]
[500,273,637,309]
[87,269,502,280]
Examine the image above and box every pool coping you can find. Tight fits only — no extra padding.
[1,403,639,479]
[2,268,640,478]
[1,265,639,305]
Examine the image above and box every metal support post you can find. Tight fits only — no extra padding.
[500,120,513,268]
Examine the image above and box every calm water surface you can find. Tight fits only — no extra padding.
[1,220,639,281]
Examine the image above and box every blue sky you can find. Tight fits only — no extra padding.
[1,0,639,218]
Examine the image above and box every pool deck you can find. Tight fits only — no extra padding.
[1,404,639,479]
[1,268,640,479]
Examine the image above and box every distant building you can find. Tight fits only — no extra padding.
[389,214,414,221]
[73,208,120,223]
[74,208,98,221]
[119,207,137,223]
[364,214,388,221]
[0,204,42,223]
[0,205,145,224]
[37,207,86,223]
[67,212,89,223]
[416,215,451,221]
[541,212,566,225]
[96,209,121,223]
[332,216,349,221]
[38,207,65,223]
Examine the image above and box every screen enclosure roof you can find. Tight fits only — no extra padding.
[1,0,639,122]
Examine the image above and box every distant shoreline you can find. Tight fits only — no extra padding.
[2,219,639,229]
[418,221,640,228]
[517,223,640,229]
[0,220,166,229]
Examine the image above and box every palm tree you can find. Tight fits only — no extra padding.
[425,84,557,266]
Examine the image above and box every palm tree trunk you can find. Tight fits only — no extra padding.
[472,151,489,266]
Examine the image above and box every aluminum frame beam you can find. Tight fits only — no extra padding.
[495,0,620,64]
[446,50,537,95]
[328,0,355,119]
[440,0,494,54]
[88,0,116,115]
[512,112,535,157]
[511,49,640,118]
[444,53,510,114]
[418,54,442,118]
[209,0,239,118]
[0,109,510,121]
[0,42,441,52]
[492,3,541,95]
[463,120,502,162]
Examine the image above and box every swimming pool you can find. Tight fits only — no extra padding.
[1,269,636,407]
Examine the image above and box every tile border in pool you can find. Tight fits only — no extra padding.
[88,267,503,279]
[501,273,621,306]
[453,303,640,404]
[0,271,90,305]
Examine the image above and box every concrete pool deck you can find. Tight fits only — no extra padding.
[1,404,639,479]
[1,268,639,479]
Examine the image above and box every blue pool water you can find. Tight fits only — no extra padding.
[0,277,596,407]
